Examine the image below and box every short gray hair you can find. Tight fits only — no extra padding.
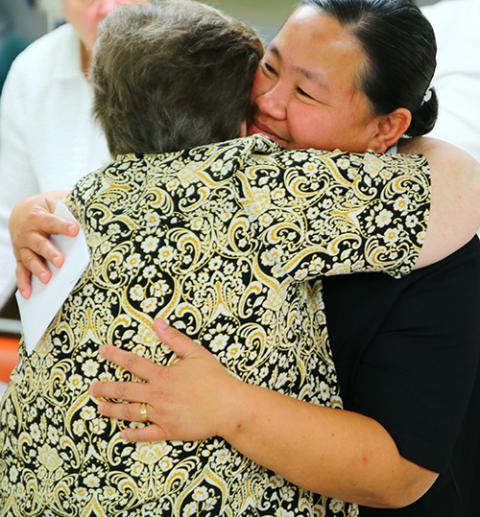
[92,0,264,155]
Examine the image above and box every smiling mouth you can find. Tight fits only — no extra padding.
[249,121,289,146]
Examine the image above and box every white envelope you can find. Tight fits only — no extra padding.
[16,201,90,355]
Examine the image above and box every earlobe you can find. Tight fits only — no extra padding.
[369,108,412,153]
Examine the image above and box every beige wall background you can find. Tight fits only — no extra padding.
[205,0,297,41]
[0,0,444,43]
[207,0,440,41]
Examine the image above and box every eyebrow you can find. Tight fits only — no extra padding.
[268,44,331,92]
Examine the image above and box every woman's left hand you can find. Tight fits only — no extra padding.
[90,319,240,442]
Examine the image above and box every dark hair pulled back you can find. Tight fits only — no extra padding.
[302,0,438,137]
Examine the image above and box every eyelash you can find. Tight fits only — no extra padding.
[296,87,316,101]
[297,87,311,98]
[262,62,317,102]
[263,62,277,75]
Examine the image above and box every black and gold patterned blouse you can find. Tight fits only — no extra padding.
[0,135,430,516]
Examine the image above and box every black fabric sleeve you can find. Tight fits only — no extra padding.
[348,237,480,473]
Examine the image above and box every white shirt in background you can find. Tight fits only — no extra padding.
[423,0,480,161]
[0,23,110,308]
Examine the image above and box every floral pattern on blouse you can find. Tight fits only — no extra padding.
[0,135,430,516]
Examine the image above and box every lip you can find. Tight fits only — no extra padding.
[249,122,289,146]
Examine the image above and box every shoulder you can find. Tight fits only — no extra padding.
[400,137,480,190]
[14,24,76,61]
[399,136,466,159]
[6,24,78,84]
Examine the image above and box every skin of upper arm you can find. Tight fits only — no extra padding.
[401,137,480,221]
[401,137,480,267]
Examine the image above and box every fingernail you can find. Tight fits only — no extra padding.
[156,319,169,330]
[52,256,62,268]
[39,272,48,283]
[68,224,77,234]
[98,345,108,355]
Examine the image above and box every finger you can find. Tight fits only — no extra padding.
[121,424,167,442]
[20,231,65,268]
[153,319,204,358]
[89,380,151,402]
[18,247,52,284]
[97,401,152,423]
[16,262,32,299]
[98,345,162,382]
[29,211,79,237]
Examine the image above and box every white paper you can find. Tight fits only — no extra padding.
[16,202,90,355]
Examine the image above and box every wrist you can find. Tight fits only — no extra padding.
[215,375,252,441]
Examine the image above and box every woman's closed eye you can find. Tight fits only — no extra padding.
[296,87,316,101]
[262,62,278,76]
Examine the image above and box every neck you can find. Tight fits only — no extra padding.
[80,42,93,78]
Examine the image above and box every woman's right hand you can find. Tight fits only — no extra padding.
[9,190,77,298]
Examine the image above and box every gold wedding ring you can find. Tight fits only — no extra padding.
[139,403,149,422]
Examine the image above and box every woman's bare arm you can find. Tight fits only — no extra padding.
[402,137,480,268]
[91,321,438,509]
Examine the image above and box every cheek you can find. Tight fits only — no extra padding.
[65,7,100,49]
[290,103,368,151]
[286,104,332,149]
[251,69,271,103]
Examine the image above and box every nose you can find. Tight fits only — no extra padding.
[255,81,289,122]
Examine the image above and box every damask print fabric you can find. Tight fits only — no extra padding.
[0,135,430,516]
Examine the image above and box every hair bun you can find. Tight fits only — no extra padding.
[406,87,439,137]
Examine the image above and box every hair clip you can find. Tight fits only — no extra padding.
[422,87,433,105]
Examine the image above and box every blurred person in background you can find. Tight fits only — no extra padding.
[423,0,480,162]
[0,0,146,311]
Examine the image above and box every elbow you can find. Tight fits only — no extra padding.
[364,469,439,510]
[375,488,427,510]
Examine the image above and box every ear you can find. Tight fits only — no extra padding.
[368,108,412,153]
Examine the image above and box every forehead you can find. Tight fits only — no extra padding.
[269,5,366,90]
